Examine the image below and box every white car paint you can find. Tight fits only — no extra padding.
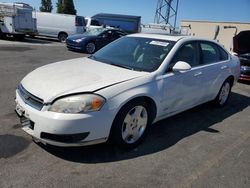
[21,57,147,102]
[15,34,240,147]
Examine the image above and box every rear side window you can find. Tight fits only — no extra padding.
[75,16,85,26]
[218,46,229,61]
[200,42,220,64]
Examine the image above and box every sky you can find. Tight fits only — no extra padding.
[2,0,250,26]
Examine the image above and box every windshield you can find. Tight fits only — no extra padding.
[90,36,175,72]
[84,28,107,36]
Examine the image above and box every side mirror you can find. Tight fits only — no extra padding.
[172,61,191,72]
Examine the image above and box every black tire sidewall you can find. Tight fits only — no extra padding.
[85,42,96,54]
[214,80,232,107]
[58,33,67,42]
[110,99,152,150]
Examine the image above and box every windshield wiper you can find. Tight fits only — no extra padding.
[109,63,134,70]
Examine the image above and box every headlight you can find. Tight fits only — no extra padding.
[49,94,105,114]
[74,38,84,43]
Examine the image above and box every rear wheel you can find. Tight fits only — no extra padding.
[213,79,232,107]
[58,33,68,43]
[85,42,96,54]
[110,99,152,150]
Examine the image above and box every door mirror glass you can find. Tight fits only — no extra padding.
[172,61,191,72]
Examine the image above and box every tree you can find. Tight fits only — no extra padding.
[57,0,76,15]
[63,0,77,15]
[57,0,63,13]
[40,0,53,12]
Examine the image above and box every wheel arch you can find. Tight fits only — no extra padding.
[109,95,158,130]
[108,95,158,146]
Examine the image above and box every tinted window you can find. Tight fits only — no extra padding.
[200,42,220,64]
[91,19,101,26]
[218,46,229,61]
[111,31,125,39]
[75,16,85,26]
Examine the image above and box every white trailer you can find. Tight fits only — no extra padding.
[0,2,37,39]
[34,12,85,42]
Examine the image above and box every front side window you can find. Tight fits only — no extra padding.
[168,42,199,71]
[90,37,175,72]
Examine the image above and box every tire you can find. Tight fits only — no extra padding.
[0,29,4,39]
[14,34,25,41]
[213,79,232,107]
[85,42,96,54]
[110,99,152,150]
[58,33,68,43]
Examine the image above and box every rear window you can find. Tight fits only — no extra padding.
[75,16,85,26]
[91,19,101,26]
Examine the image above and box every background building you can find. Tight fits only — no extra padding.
[180,20,250,52]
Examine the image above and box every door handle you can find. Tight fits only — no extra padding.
[221,65,228,70]
[194,72,202,77]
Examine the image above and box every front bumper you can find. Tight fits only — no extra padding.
[66,41,84,51]
[15,90,114,147]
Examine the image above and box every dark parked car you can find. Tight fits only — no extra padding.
[233,30,250,81]
[238,53,250,81]
[66,28,127,53]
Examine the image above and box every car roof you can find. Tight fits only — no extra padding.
[128,33,185,41]
[128,33,217,43]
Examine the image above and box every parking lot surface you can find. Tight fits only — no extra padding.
[0,38,249,188]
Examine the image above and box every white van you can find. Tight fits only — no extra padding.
[34,12,85,42]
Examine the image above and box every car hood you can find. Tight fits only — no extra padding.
[21,57,147,103]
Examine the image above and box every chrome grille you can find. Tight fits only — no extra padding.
[17,84,44,110]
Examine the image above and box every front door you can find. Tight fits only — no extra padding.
[158,42,205,117]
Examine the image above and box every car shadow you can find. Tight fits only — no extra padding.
[38,92,250,163]
[238,80,250,85]
[0,35,58,44]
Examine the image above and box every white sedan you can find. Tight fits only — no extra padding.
[15,34,240,149]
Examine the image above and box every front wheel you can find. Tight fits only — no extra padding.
[110,100,152,150]
[213,79,232,107]
[85,42,96,54]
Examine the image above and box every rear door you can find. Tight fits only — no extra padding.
[196,41,230,100]
[15,9,33,32]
